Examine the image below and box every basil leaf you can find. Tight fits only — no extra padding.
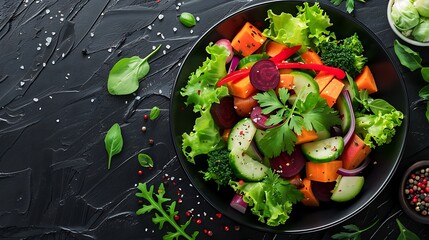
[369,99,396,114]
[179,12,196,28]
[104,123,123,169]
[138,153,154,168]
[396,219,420,240]
[419,85,429,99]
[107,45,161,95]
[422,67,429,83]
[150,106,161,120]
[394,40,423,71]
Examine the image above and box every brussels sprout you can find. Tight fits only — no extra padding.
[391,0,420,31]
[414,0,429,17]
[412,18,429,42]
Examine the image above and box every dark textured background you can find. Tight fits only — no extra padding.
[1,0,429,239]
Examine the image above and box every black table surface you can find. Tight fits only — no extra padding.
[1,0,429,239]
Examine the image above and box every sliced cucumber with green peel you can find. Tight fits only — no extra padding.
[316,126,331,140]
[228,118,257,151]
[331,176,364,202]
[301,136,344,163]
[229,149,269,181]
[335,93,352,133]
[288,71,319,104]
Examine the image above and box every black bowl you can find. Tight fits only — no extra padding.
[170,0,408,233]
[399,160,429,224]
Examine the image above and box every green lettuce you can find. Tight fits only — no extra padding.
[230,171,303,226]
[263,2,334,51]
[181,43,229,113]
[180,43,229,163]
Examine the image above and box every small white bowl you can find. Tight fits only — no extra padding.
[387,0,429,47]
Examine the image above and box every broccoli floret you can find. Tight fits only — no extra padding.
[319,33,367,77]
[200,148,234,189]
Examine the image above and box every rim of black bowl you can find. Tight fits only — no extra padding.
[170,0,409,234]
[399,160,429,224]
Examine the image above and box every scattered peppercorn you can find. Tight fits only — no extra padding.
[148,139,154,145]
[138,170,143,175]
[141,126,147,132]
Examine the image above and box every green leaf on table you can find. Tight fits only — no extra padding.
[330,0,365,13]
[136,183,199,240]
[104,123,123,169]
[426,101,429,122]
[394,40,422,71]
[149,106,161,120]
[422,67,429,82]
[107,45,161,95]
[331,219,378,240]
[138,153,154,168]
[396,218,420,240]
[419,85,429,99]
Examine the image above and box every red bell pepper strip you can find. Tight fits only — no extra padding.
[276,62,346,79]
[270,45,301,64]
[216,68,250,87]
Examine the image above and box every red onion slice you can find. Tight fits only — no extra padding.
[228,56,240,74]
[337,157,371,176]
[216,39,233,64]
[342,90,355,146]
[230,193,247,214]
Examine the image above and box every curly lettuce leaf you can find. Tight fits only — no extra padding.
[182,109,225,164]
[230,171,303,226]
[181,43,229,113]
[355,110,403,148]
[263,2,334,51]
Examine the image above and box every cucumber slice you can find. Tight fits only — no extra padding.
[316,126,331,140]
[301,136,344,163]
[335,93,352,133]
[331,176,364,202]
[229,149,269,181]
[228,118,257,151]
[238,53,269,69]
[288,71,319,104]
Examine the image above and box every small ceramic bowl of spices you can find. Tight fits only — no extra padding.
[400,160,429,224]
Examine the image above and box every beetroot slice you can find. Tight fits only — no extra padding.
[249,59,280,91]
[310,181,336,202]
[270,147,306,178]
[210,96,239,129]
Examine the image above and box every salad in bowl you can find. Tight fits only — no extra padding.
[170,1,407,233]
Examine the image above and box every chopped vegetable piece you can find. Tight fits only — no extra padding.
[217,69,250,87]
[270,45,302,63]
[250,106,273,129]
[311,181,336,202]
[210,96,239,129]
[300,178,320,206]
[295,128,319,145]
[277,62,346,79]
[226,76,257,98]
[249,59,280,91]
[231,22,267,57]
[306,160,343,182]
[354,65,378,94]
[314,71,335,92]
[215,39,234,63]
[233,94,259,117]
[330,175,364,202]
[230,193,248,214]
[265,41,289,57]
[337,157,371,176]
[320,78,345,107]
[339,133,371,170]
[238,54,269,69]
[300,49,323,65]
[270,148,306,178]
[276,73,295,92]
[201,148,234,188]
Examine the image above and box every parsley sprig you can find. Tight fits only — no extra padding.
[331,219,378,240]
[253,88,341,158]
[136,183,199,240]
[330,0,366,14]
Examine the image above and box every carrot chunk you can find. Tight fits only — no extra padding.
[227,76,257,99]
[355,65,378,94]
[320,78,345,107]
[300,178,320,207]
[306,160,343,182]
[231,22,267,57]
[314,71,335,92]
[295,129,318,145]
[300,50,323,65]
[265,41,288,57]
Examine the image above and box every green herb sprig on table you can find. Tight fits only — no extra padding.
[107,45,161,95]
[138,153,154,168]
[253,88,341,158]
[394,40,429,122]
[104,123,124,169]
[396,218,420,240]
[331,219,378,240]
[330,0,366,14]
[150,106,161,120]
[136,183,199,240]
